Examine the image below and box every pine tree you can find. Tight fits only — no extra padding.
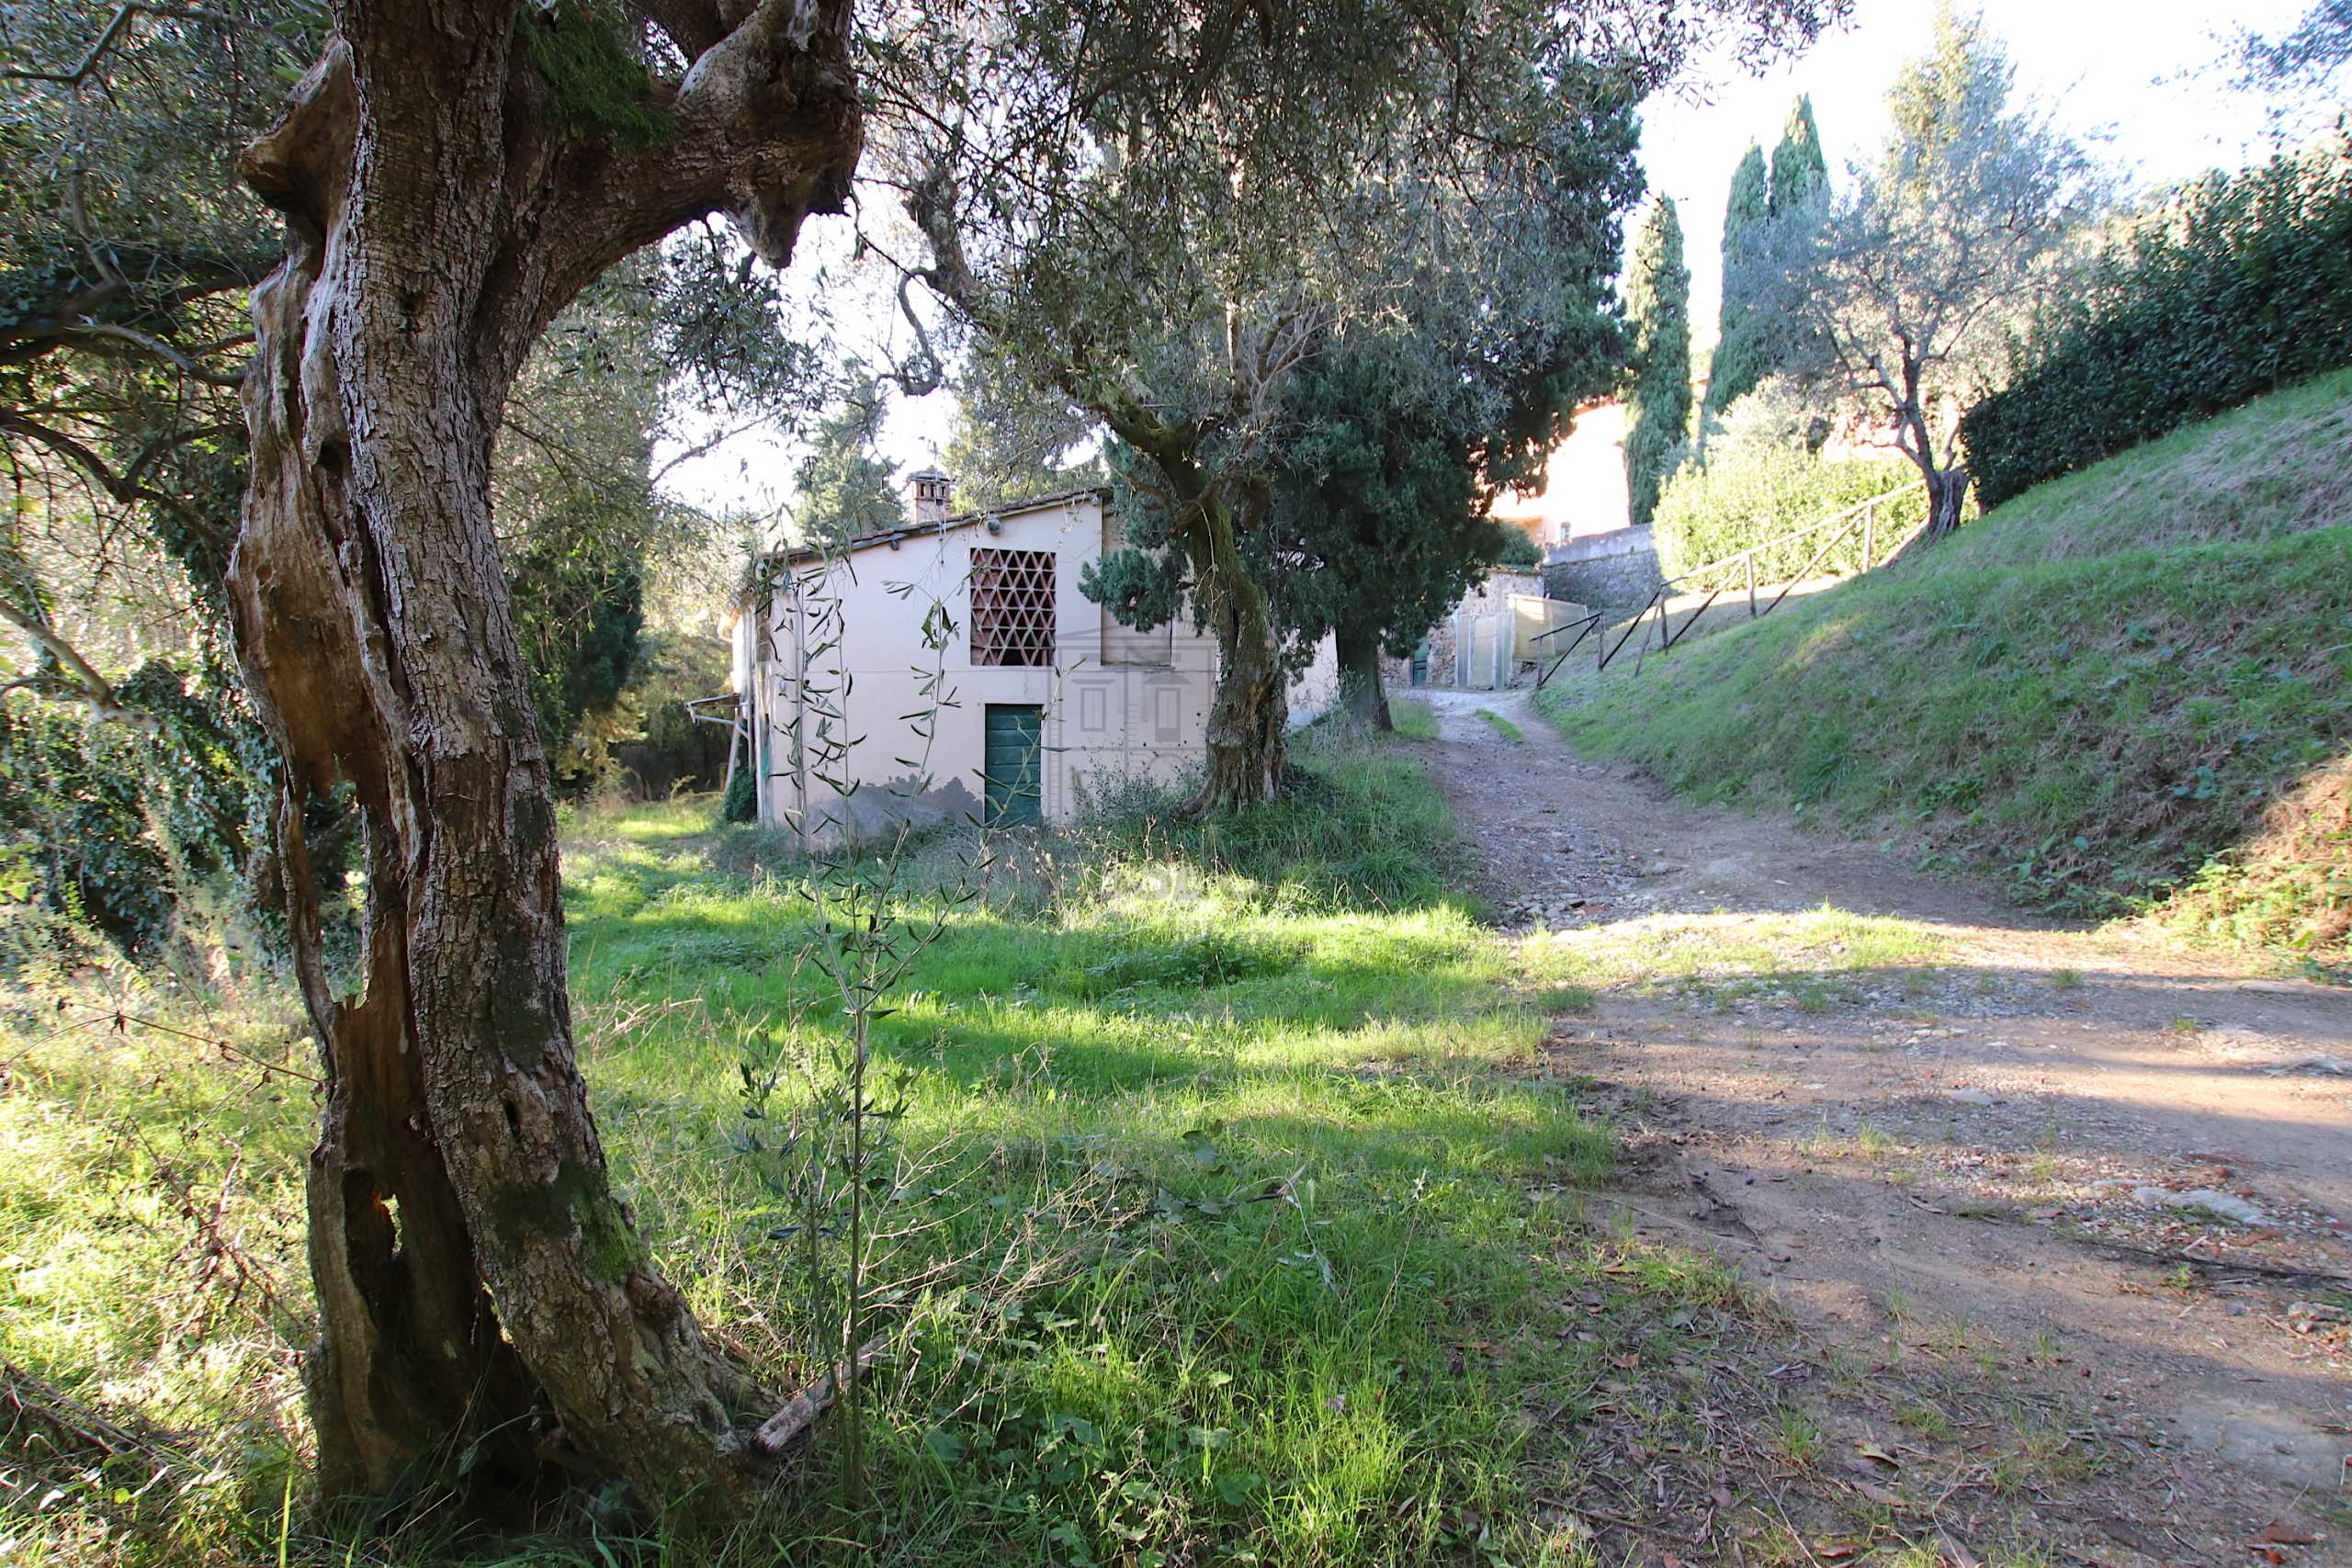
[1623,197,1691,528]
[1706,143,1771,417]
[1770,95,1829,219]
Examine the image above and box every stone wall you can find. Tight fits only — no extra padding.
[1544,525,1662,608]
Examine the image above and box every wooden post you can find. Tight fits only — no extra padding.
[1746,554,1756,616]
[1862,500,1877,572]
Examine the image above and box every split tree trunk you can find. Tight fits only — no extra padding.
[1921,465,1970,544]
[226,0,860,1507]
[1332,623,1392,733]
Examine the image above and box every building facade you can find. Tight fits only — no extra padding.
[729,481,1336,839]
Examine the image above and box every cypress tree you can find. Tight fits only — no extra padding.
[1770,94,1829,219]
[1706,143,1771,417]
[1623,197,1691,528]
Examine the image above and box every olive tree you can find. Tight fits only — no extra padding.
[897,0,1841,813]
[1755,5,2098,543]
[218,0,865,1506]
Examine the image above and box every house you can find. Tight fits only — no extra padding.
[1491,398,1632,548]
[1489,397,1668,608]
[725,472,1337,839]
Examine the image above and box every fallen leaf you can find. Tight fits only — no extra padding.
[1853,1440,1901,1470]
[2256,1521,2319,1546]
[1850,1478,1902,1507]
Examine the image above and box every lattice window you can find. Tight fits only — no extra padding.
[970,548,1057,667]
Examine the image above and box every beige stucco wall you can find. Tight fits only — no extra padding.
[1491,400,1631,546]
[736,491,1335,838]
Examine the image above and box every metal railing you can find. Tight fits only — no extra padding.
[1533,479,1927,691]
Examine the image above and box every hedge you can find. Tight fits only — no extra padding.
[1652,448,1927,583]
[1962,132,2352,510]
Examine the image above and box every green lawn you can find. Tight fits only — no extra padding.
[0,739,1742,1568]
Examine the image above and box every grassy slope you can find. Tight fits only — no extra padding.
[0,741,1758,1568]
[1535,369,2352,969]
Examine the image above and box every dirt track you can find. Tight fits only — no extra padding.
[1419,687,2352,1564]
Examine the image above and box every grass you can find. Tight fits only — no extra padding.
[1385,696,1436,740]
[0,732,1750,1568]
[1534,370,2352,969]
[1473,709,1522,743]
[1525,904,1944,1014]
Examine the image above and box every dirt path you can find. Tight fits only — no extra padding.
[1417,687,2352,1565]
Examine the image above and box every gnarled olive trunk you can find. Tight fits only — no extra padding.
[227,0,859,1508]
[1138,454,1285,814]
[1192,530,1287,812]
[1921,465,1970,544]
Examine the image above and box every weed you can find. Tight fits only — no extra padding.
[1772,1405,1825,1469]
[2048,967,2084,991]
[1474,708,1524,743]
[1388,696,1438,740]
[1894,1398,1956,1442]
[2,727,1634,1567]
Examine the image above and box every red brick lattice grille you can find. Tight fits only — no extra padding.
[970,548,1057,667]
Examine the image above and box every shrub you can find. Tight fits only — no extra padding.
[720,758,758,823]
[1495,528,1544,570]
[1652,446,1927,582]
[1962,131,2352,508]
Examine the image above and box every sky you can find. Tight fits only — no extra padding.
[1642,0,2314,349]
[657,0,2321,520]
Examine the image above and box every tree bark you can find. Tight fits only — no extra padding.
[226,0,860,1509]
[1127,448,1286,814]
[1333,622,1392,732]
[1920,465,1970,544]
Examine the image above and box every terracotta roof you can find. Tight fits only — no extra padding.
[775,482,1112,566]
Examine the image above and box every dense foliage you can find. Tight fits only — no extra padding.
[939,343,1103,511]
[1706,98,1829,424]
[1623,197,1692,527]
[1960,131,2352,508]
[1707,144,1775,417]
[0,654,258,958]
[1652,445,1926,580]
[790,370,901,544]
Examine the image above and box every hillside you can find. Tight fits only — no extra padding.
[1533,369,2352,974]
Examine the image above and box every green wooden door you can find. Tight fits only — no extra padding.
[982,704,1044,827]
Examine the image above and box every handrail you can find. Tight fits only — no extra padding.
[1533,478,1930,692]
[1672,479,1926,586]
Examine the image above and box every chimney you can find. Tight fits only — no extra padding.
[909,466,953,526]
